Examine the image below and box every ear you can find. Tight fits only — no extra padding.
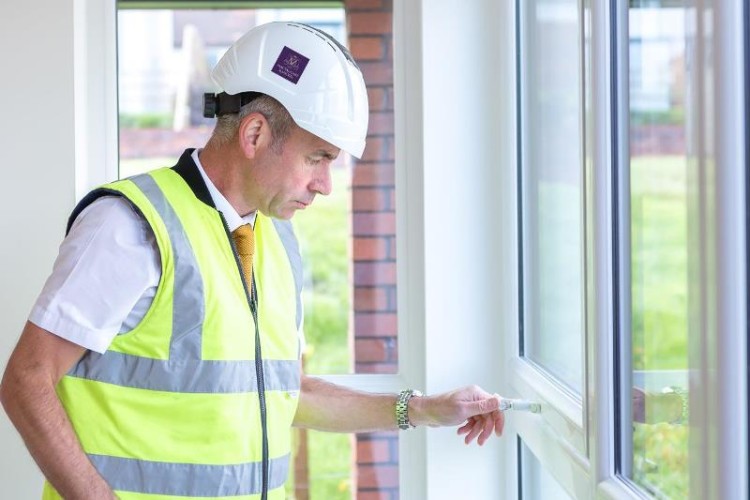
[238,112,270,159]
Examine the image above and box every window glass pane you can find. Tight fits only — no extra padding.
[520,440,573,500]
[628,2,691,497]
[519,0,584,393]
[117,6,398,498]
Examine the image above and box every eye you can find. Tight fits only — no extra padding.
[307,156,324,166]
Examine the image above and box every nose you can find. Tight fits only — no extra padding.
[311,163,333,196]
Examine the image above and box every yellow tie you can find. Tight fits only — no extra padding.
[232,224,255,291]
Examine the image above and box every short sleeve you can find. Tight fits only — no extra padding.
[29,196,161,353]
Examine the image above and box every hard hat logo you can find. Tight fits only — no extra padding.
[210,22,369,158]
[272,46,310,85]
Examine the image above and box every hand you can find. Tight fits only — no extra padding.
[632,387,685,424]
[411,385,505,446]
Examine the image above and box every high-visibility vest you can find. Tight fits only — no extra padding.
[44,155,303,499]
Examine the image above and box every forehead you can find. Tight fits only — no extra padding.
[290,125,340,157]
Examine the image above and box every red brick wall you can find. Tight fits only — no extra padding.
[345,0,397,376]
[345,0,399,498]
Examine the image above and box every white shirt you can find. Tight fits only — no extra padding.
[29,150,260,353]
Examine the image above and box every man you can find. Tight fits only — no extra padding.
[0,22,504,499]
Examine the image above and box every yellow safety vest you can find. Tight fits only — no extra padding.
[44,152,302,499]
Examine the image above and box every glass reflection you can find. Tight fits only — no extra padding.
[628,2,690,497]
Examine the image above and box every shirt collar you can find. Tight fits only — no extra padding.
[191,149,256,231]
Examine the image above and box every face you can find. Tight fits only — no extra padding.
[250,124,339,220]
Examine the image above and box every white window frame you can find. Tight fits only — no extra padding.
[505,0,749,499]
[688,0,748,497]
[73,0,119,201]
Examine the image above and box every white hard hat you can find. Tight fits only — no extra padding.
[209,22,369,158]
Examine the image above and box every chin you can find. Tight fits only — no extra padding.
[273,210,296,220]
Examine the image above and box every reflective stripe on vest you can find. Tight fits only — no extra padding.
[88,453,290,496]
[49,168,302,499]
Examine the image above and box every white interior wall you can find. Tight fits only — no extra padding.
[0,0,76,495]
[414,0,513,497]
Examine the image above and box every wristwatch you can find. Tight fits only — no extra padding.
[396,389,423,430]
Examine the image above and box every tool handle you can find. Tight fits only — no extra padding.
[499,399,541,413]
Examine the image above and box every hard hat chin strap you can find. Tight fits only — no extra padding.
[203,92,264,118]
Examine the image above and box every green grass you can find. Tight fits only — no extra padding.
[119,113,173,129]
[630,154,689,499]
[631,155,689,371]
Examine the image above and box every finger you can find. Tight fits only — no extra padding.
[457,416,476,435]
[477,415,495,446]
[464,418,484,445]
[494,409,505,436]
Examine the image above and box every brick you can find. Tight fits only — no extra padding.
[349,12,392,35]
[367,87,387,111]
[355,313,398,336]
[355,338,390,362]
[357,439,392,464]
[348,2,399,497]
[361,137,385,162]
[353,237,389,260]
[355,262,397,286]
[357,464,399,489]
[386,36,393,60]
[355,362,398,374]
[350,36,385,60]
[345,0,385,10]
[368,111,394,135]
[353,213,396,236]
[354,287,389,312]
[389,237,397,258]
[352,163,395,187]
[357,491,395,500]
[385,137,395,161]
[353,188,389,211]
[359,137,394,162]
[359,430,398,439]
[359,61,394,86]
[387,286,398,310]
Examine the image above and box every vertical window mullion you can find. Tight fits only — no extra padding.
[612,0,633,482]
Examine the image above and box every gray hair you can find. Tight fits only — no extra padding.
[206,94,296,154]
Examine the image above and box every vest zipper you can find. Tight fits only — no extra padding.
[250,276,269,500]
[220,214,269,500]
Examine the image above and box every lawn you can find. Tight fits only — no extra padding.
[630,154,689,499]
